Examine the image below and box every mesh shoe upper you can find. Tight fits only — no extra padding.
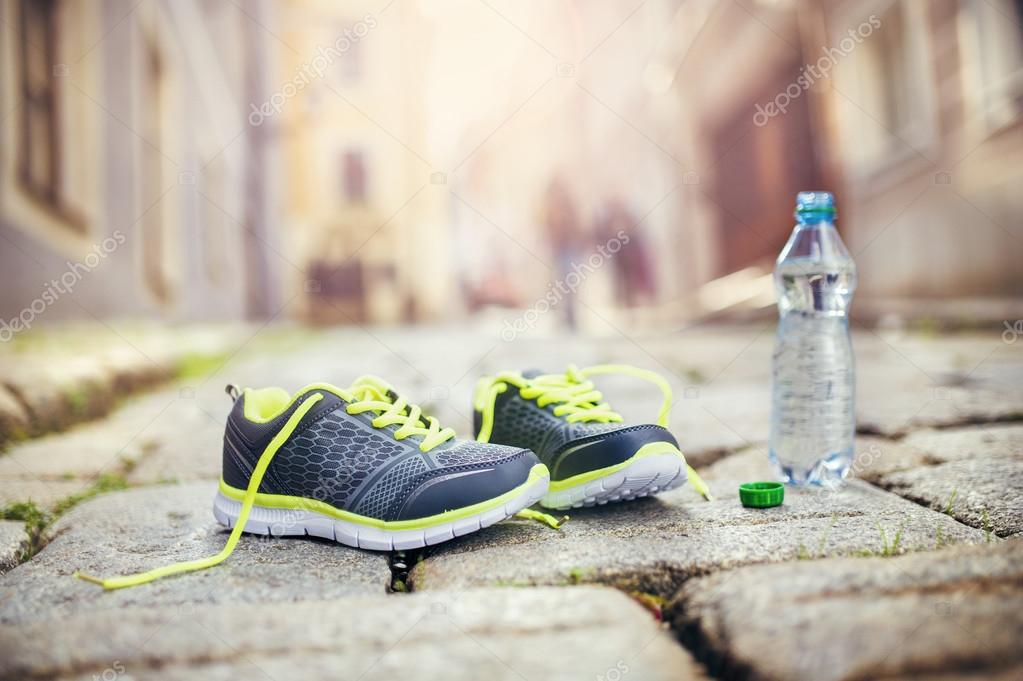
[476,389,677,481]
[223,388,535,522]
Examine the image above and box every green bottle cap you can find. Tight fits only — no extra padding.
[739,482,784,508]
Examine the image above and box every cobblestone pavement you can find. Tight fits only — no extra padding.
[0,324,1020,680]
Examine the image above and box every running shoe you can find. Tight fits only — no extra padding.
[78,376,549,589]
[473,364,711,510]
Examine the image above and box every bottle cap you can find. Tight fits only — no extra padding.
[739,482,784,508]
[795,191,835,219]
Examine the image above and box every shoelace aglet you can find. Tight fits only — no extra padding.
[515,508,569,529]
[73,394,324,591]
[75,570,153,590]
[74,570,104,586]
[686,464,714,501]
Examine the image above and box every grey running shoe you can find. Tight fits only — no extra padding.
[215,376,549,550]
[473,364,710,510]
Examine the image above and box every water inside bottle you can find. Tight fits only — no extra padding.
[769,194,857,487]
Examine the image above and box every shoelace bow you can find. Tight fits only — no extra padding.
[344,378,563,528]
[344,376,456,452]
[475,364,712,501]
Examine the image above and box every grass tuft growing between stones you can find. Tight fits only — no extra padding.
[797,514,838,560]
[0,500,50,562]
[982,508,993,543]
[1,473,130,565]
[567,566,596,584]
[51,473,128,517]
[944,488,958,516]
[855,521,905,557]
[627,591,666,620]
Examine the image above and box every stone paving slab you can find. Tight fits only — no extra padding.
[696,426,1023,538]
[668,539,1023,681]
[850,330,1023,436]
[0,483,390,625]
[0,586,706,681]
[863,425,1023,537]
[0,478,91,511]
[899,423,1023,464]
[0,389,224,483]
[0,521,25,572]
[878,457,1022,538]
[0,387,29,448]
[699,435,934,483]
[0,323,240,444]
[409,479,987,595]
[857,384,1023,437]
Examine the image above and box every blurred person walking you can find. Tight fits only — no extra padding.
[543,178,583,331]
[597,199,656,308]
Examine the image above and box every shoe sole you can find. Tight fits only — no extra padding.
[541,442,686,510]
[212,464,550,551]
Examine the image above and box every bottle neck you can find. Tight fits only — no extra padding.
[795,208,836,228]
[795,217,836,229]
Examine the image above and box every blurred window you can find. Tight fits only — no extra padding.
[836,0,936,175]
[964,0,1023,131]
[342,150,367,202]
[3,0,97,241]
[138,20,173,304]
[17,0,69,224]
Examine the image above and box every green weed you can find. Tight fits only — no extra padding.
[944,489,958,516]
[0,501,52,562]
[51,473,128,516]
[982,508,993,543]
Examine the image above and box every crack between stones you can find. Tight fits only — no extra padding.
[858,411,1023,439]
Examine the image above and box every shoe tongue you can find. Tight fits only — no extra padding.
[521,369,544,379]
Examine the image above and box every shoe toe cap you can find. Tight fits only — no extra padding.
[551,424,678,480]
[395,448,540,521]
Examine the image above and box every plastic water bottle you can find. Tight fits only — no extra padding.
[769,191,857,487]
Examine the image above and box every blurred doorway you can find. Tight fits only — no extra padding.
[708,53,826,275]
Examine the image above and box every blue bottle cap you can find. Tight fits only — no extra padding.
[795,191,836,218]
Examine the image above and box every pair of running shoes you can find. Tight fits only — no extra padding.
[79,364,710,589]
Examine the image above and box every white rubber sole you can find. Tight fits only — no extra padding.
[541,451,686,510]
[212,474,548,551]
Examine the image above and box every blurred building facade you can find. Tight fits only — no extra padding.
[0,0,279,325]
[674,0,1023,317]
[280,0,452,324]
[2,0,1020,331]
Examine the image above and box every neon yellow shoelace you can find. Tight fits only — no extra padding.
[344,376,456,452]
[76,379,466,590]
[474,364,712,500]
[76,392,325,590]
[343,378,563,528]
